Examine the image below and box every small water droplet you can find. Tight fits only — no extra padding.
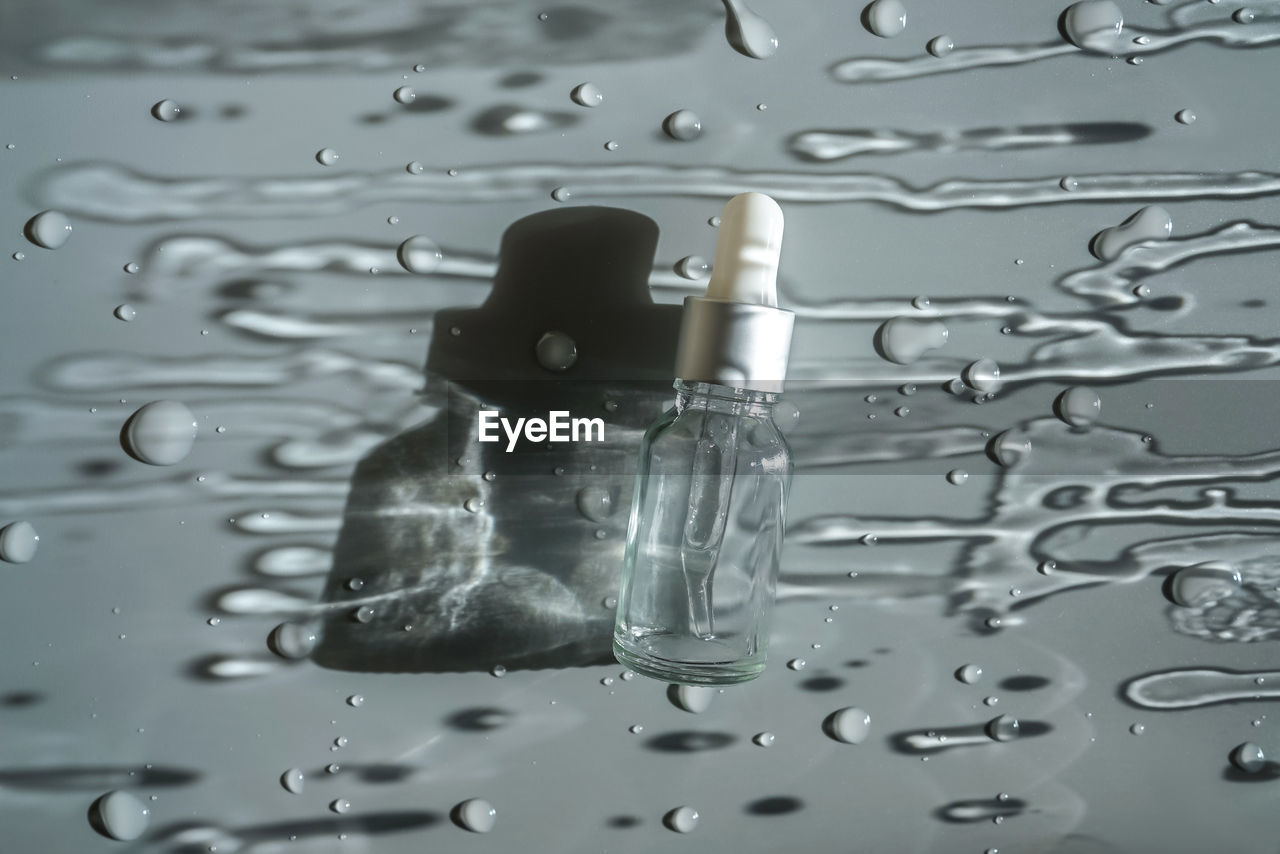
[664,805,700,833]
[12,251,24,261]
[708,215,722,228]
[352,606,375,624]
[946,469,969,485]
[206,617,220,626]
[787,658,807,671]
[1129,722,1145,735]
[986,713,1019,741]
[894,406,910,417]
[752,731,776,747]
[1057,386,1102,427]
[1234,7,1256,23]
[456,798,497,833]
[406,161,425,175]
[345,577,364,591]
[570,82,604,107]
[1037,559,1057,575]
[151,99,181,122]
[316,148,339,166]
[911,295,931,309]
[123,261,140,274]
[551,187,571,202]
[326,763,340,774]
[604,139,620,151]
[490,664,507,678]
[1060,176,1080,191]
[956,664,983,684]
[413,63,426,72]
[963,358,1002,392]
[1231,741,1266,772]
[393,86,416,104]
[865,0,908,37]
[663,109,703,141]
[330,799,351,814]
[347,694,364,707]
[576,486,614,523]
[463,497,483,513]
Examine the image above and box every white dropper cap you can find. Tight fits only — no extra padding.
[674,193,794,393]
[705,192,784,307]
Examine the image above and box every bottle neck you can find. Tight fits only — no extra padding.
[674,379,779,417]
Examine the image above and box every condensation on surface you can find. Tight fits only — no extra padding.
[3,1,1280,853]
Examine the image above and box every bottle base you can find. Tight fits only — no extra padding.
[613,639,764,686]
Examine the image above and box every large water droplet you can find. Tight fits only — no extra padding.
[280,768,304,794]
[456,798,497,832]
[1231,742,1266,772]
[316,148,339,166]
[946,469,969,485]
[268,621,318,659]
[670,684,715,714]
[865,0,908,37]
[1056,386,1101,427]
[536,330,578,371]
[0,521,39,564]
[330,798,351,814]
[151,99,181,121]
[1170,562,1241,607]
[722,0,778,59]
[393,86,416,105]
[665,805,700,833]
[93,790,150,841]
[570,82,604,107]
[663,109,703,141]
[397,236,443,274]
[25,210,72,249]
[676,255,710,280]
[1175,109,1197,125]
[927,35,954,56]
[576,486,614,523]
[1062,1,1125,53]
[956,663,983,684]
[826,706,872,744]
[122,401,198,466]
[990,431,1032,467]
[963,358,1002,392]
[877,317,949,364]
[986,714,1020,742]
[753,731,776,747]
[1092,206,1173,261]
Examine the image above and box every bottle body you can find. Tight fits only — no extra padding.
[613,380,792,685]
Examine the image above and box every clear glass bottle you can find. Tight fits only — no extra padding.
[613,379,792,684]
[613,192,795,685]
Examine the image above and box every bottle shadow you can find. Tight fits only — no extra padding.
[311,206,681,674]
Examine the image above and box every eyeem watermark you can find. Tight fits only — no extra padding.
[478,409,605,452]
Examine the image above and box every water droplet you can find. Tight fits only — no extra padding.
[664,805,700,833]
[1170,561,1241,607]
[351,606,375,624]
[676,255,710,279]
[345,577,364,591]
[990,431,1032,467]
[1037,559,1058,575]
[1133,283,1152,298]
[671,684,715,714]
[123,261,140,274]
[347,694,364,707]
[536,330,578,371]
[787,658,807,671]
[490,664,507,678]
[722,0,778,58]
[1233,7,1256,23]
[406,161,425,174]
[334,736,348,748]
[268,622,318,660]
[396,235,443,274]
[1062,1,1125,53]
[551,186,572,203]
[412,63,427,72]
[826,706,872,744]
[215,425,226,433]
[1093,206,1173,262]
[877,317,949,364]
[927,34,954,56]
[755,103,767,111]
[1060,176,1080,192]
[1129,723,1145,735]
[946,469,969,485]
[600,676,614,687]
[894,406,910,417]
[447,167,458,176]
[1056,386,1101,427]
[957,664,984,684]
[865,0,908,37]
[206,617,220,626]
[92,790,150,840]
[315,148,339,166]
[1175,109,1197,125]
[748,731,776,748]
[663,109,703,141]
[708,215,722,228]
[393,86,416,104]
[986,714,1019,741]
[911,295,931,309]
[11,251,24,261]
[0,521,39,564]
[122,400,198,466]
[462,497,485,515]
[576,486,614,523]
[570,82,604,107]
[151,99,181,122]
[1126,56,1143,65]
[963,358,1002,392]
[1231,742,1266,772]
[25,210,72,249]
[330,799,351,814]
[456,798,497,832]
[281,768,304,794]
